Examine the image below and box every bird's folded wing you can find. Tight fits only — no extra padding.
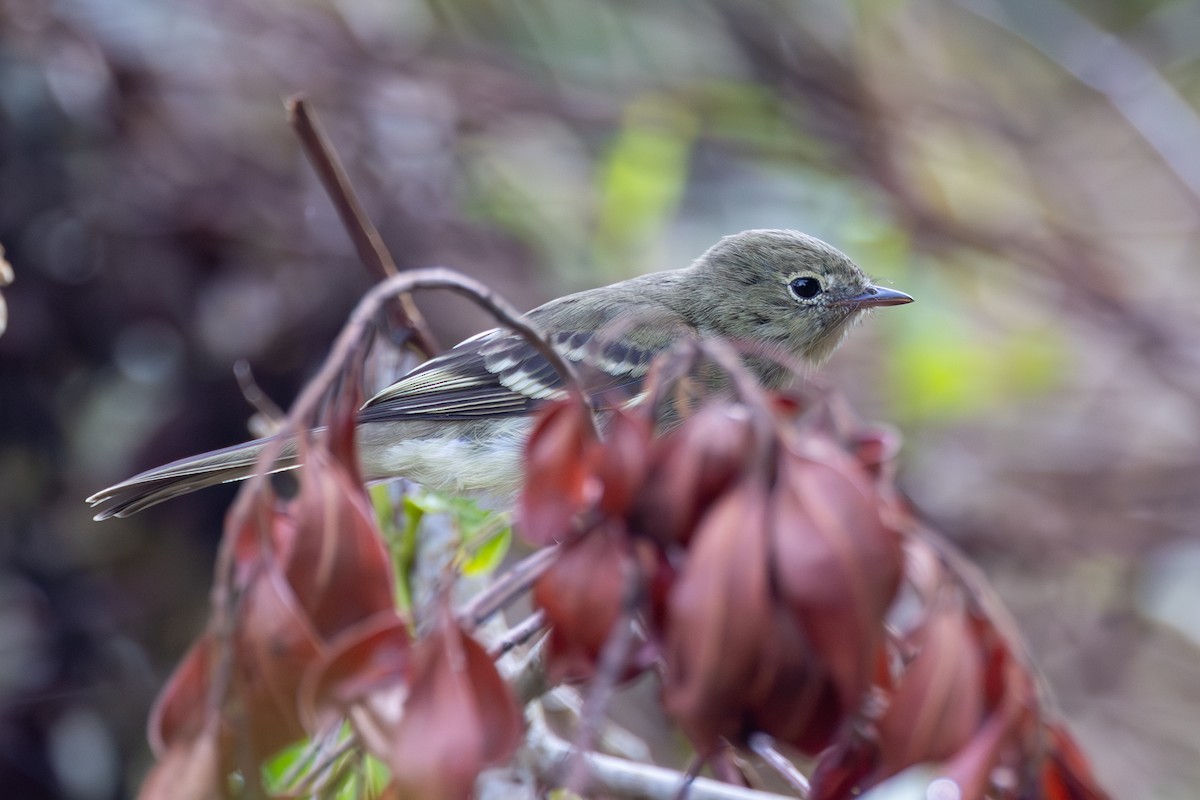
[357,328,663,423]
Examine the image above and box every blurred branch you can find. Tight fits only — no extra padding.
[233,359,286,434]
[955,0,1200,207]
[488,610,547,658]
[526,705,794,800]
[460,544,561,628]
[714,0,1200,407]
[263,268,593,448]
[748,734,810,798]
[286,94,442,358]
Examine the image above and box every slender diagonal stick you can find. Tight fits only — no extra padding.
[286,94,441,358]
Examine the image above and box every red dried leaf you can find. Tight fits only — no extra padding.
[847,424,902,482]
[877,601,986,775]
[743,604,843,756]
[631,403,756,546]
[148,635,215,757]
[592,408,653,517]
[769,443,902,715]
[662,477,775,752]
[533,522,634,684]
[518,400,600,546]
[808,732,882,800]
[227,491,291,581]
[143,378,400,787]
[1040,724,1111,800]
[231,552,324,766]
[149,499,324,775]
[138,720,223,800]
[284,444,396,640]
[325,376,364,484]
[942,713,1024,799]
[299,610,411,734]
[386,606,522,800]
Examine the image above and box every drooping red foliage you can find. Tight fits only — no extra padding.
[140,334,1110,800]
[383,602,522,800]
[139,385,525,799]
[663,476,778,751]
[533,521,636,685]
[520,381,1110,800]
[517,400,602,546]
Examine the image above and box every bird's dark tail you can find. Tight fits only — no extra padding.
[87,436,300,520]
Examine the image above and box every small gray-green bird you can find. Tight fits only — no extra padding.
[88,229,911,519]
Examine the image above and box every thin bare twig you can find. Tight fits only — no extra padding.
[460,544,561,628]
[747,734,810,799]
[565,562,642,794]
[280,728,360,795]
[526,705,792,800]
[249,268,593,459]
[286,94,441,358]
[233,359,286,431]
[488,609,548,658]
[673,754,705,800]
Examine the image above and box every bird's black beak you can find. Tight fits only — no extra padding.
[837,285,913,308]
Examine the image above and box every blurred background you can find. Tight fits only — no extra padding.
[2,0,1199,796]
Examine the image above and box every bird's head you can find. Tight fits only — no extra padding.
[693,228,912,369]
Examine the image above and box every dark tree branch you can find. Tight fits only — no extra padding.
[286,94,441,359]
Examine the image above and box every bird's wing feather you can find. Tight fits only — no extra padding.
[358,327,663,423]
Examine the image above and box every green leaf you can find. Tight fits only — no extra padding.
[261,737,308,791]
[371,483,422,614]
[462,524,513,576]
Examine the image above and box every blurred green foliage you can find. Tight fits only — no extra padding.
[376,486,512,615]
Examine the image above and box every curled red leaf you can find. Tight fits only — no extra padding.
[148,635,216,759]
[138,719,223,800]
[769,442,902,716]
[631,403,756,546]
[743,604,843,756]
[533,522,635,685]
[592,408,653,517]
[229,550,324,767]
[518,400,600,546]
[877,600,986,775]
[284,443,396,640]
[1040,723,1111,800]
[150,555,323,777]
[386,605,522,800]
[662,477,774,752]
[299,610,411,738]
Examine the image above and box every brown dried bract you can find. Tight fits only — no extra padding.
[385,602,522,800]
[518,400,601,546]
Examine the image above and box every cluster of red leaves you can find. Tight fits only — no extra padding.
[140,397,521,800]
[520,389,1110,800]
[137,347,1109,800]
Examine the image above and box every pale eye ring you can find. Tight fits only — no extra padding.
[789,276,822,300]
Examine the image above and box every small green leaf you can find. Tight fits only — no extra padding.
[462,525,513,576]
[261,737,308,790]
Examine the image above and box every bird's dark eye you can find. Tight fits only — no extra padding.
[789,276,822,300]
